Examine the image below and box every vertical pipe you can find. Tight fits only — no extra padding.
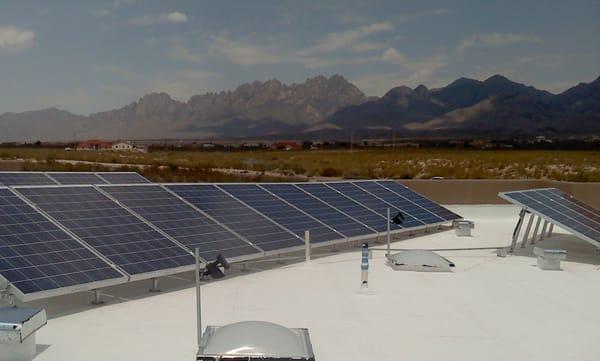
[521,213,534,248]
[195,248,202,348]
[304,230,311,262]
[386,208,391,258]
[361,243,369,289]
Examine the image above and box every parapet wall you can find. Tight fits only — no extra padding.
[400,179,600,208]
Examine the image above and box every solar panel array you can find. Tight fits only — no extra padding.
[0,188,124,297]
[0,177,460,301]
[100,185,262,261]
[166,185,304,251]
[500,188,600,246]
[0,172,150,186]
[15,186,194,276]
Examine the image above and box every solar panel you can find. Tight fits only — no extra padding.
[219,184,343,244]
[375,181,462,221]
[261,184,374,237]
[15,186,194,276]
[100,185,262,261]
[96,172,150,184]
[0,188,124,299]
[500,188,600,246]
[295,183,390,232]
[166,184,303,252]
[47,172,107,185]
[0,172,56,186]
[326,182,415,228]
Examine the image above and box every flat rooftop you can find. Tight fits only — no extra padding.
[13,205,600,361]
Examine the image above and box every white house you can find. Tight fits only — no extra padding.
[112,142,134,151]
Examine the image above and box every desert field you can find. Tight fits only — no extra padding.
[1,148,599,183]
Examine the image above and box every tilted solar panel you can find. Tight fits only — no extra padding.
[354,181,445,225]
[295,183,390,232]
[0,172,56,186]
[261,184,374,237]
[100,185,262,261]
[15,186,194,276]
[47,172,107,185]
[375,181,462,221]
[326,182,416,228]
[167,184,303,252]
[499,188,600,247]
[96,172,151,184]
[219,184,343,244]
[0,188,124,300]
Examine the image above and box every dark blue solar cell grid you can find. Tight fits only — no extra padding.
[326,182,417,228]
[261,184,373,237]
[220,184,342,244]
[352,182,436,226]
[48,173,107,185]
[167,184,303,251]
[327,182,410,230]
[0,188,122,295]
[542,189,600,222]
[376,181,462,221]
[296,183,389,232]
[503,189,600,241]
[101,185,260,261]
[97,172,151,184]
[16,186,193,275]
[0,173,56,186]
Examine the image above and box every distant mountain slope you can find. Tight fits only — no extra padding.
[0,74,599,141]
[327,74,600,136]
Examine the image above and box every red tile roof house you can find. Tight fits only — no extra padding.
[76,140,113,151]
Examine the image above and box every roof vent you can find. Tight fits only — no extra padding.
[197,321,315,361]
[386,250,455,272]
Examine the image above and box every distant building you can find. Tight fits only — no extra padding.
[112,142,148,153]
[76,140,112,151]
[271,141,301,151]
[112,142,134,151]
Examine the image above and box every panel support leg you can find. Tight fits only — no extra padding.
[331,244,338,252]
[521,213,535,248]
[547,223,554,237]
[509,209,527,253]
[539,220,548,243]
[241,263,248,272]
[530,216,542,245]
[149,277,160,293]
[92,289,104,305]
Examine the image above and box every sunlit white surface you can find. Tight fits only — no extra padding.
[19,205,600,361]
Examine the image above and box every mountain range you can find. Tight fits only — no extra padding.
[1,74,599,141]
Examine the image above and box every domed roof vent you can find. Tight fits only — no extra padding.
[197,320,315,360]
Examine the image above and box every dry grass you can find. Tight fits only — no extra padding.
[1,148,599,182]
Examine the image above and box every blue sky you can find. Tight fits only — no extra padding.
[0,0,598,114]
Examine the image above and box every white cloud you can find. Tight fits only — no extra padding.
[458,32,541,52]
[94,64,140,80]
[352,42,386,53]
[300,21,393,55]
[0,26,35,52]
[164,11,187,23]
[355,49,449,95]
[210,35,280,66]
[379,48,408,64]
[131,11,188,26]
[169,38,203,64]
